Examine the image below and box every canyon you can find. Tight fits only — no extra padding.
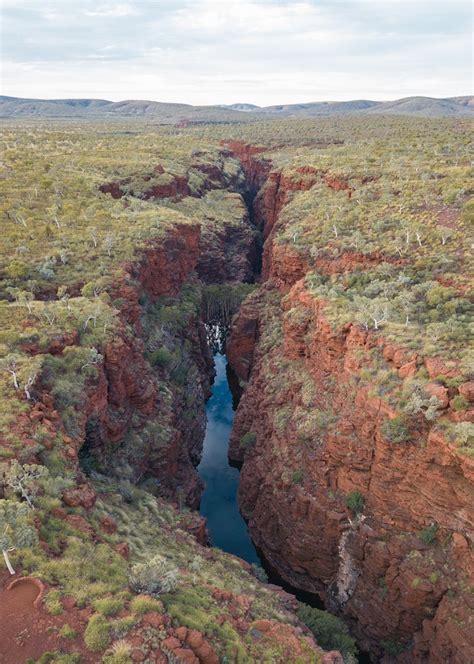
[0,118,472,663]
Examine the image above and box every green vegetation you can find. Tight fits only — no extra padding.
[129,595,162,615]
[381,639,408,656]
[58,624,77,640]
[28,652,82,664]
[0,499,37,574]
[44,589,63,616]
[297,606,358,659]
[102,640,133,664]
[346,491,365,515]
[381,415,411,443]
[240,431,257,448]
[418,523,439,545]
[128,555,179,597]
[84,614,112,652]
[93,597,125,617]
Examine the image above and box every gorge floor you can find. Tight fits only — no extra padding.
[197,352,260,565]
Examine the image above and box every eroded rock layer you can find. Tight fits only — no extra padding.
[226,154,474,663]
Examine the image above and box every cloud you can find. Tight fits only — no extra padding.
[84,3,140,18]
[0,0,471,104]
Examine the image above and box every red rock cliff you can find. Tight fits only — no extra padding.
[226,157,474,663]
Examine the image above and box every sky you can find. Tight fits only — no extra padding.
[0,0,472,106]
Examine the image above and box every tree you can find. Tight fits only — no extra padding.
[0,499,37,575]
[81,348,103,371]
[438,226,453,246]
[0,460,49,510]
[57,285,71,309]
[297,606,358,659]
[353,295,390,330]
[0,354,21,390]
[6,287,34,314]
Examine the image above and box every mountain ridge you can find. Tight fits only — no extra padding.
[0,94,472,120]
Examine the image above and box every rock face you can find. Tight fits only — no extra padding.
[226,160,474,662]
[196,193,260,284]
[61,224,212,507]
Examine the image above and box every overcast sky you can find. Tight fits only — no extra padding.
[0,0,471,105]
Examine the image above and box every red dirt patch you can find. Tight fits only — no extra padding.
[0,570,99,664]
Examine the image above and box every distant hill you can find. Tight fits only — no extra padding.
[0,96,259,124]
[365,96,474,118]
[258,99,381,116]
[0,95,472,121]
[222,103,261,112]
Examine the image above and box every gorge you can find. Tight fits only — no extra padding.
[0,118,472,664]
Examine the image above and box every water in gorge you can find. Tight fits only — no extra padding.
[198,352,260,565]
[198,352,370,663]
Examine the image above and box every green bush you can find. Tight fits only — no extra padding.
[129,595,162,615]
[110,616,138,639]
[128,555,179,596]
[93,597,124,617]
[240,432,257,448]
[381,639,407,656]
[102,639,132,664]
[59,624,77,639]
[44,589,63,616]
[147,347,173,368]
[297,606,358,658]
[29,653,82,664]
[451,395,469,412]
[346,490,365,514]
[84,614,111,652]
[291,469,304,485]
[381,415,410,443]
[418,523,439,545]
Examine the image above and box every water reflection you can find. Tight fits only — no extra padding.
[198,353,260,564]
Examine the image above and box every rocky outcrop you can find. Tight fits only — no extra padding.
[196,194,259,284]
[226,150,474,662]
[17,224,211,509]
[227,273,473,663]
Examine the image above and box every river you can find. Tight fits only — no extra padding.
[197,352,260,564]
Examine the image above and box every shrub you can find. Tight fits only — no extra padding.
[451,395,469,412]
[30,653,81,664]
[251,564,268,583]
[110,616,138,639]
[147,347,173,369]
[297,606,358,659]
[128,555,179,596]
[430,572,440,584]
[44,590,63,616]
[418,523,439,545]
[291,469,304,485]
[129,595,162,615]
[93,597,124,617]
[59,624,77,639]
[381,639,406,656]
[240,432,257,448]
[102,639,132,664]
[84,614,111,652]
[346,490,365,514]
[381,415,410,443]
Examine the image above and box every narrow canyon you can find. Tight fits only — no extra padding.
[2,130,472,664]
[82,141,473,662]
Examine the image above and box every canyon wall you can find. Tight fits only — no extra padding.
[21,224,212,511]
[226,149,474,663]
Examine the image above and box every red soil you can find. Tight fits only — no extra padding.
[0,571,99,664]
